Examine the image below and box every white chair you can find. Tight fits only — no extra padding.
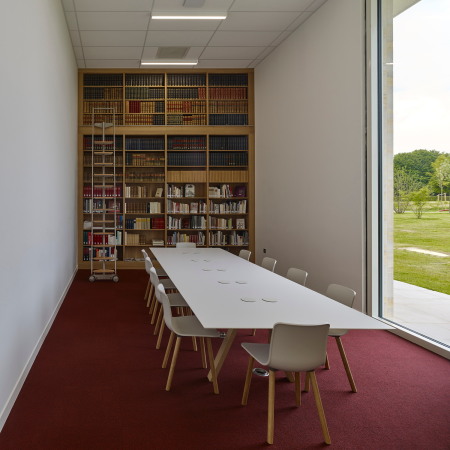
[286,267,308,286]
[324,283,357,393]
[142,251,168,307]
[241,323,331,445]
[238,249,251,261]
[175,242,196,248]
[157,284,220,394]
[261,257,277,272]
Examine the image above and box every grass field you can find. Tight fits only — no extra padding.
[394,212,450,294]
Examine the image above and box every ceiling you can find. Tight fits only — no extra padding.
[61,0,327,69]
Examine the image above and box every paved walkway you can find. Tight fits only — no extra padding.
[385,281,450,347]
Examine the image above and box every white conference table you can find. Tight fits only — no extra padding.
[150,247,391,377]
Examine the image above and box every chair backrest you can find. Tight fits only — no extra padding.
[157,284,175,332]
[268,323,330,372]
[286,268,308,286]
[326,284,356,308]
[141,249,149,259]
[149,265,159,290]
[238,249,251,261]
[144,255,153,275]
[261,257,277,272]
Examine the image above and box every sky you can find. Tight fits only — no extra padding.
[393,0,450,154]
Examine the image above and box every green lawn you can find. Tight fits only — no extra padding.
[394,212,450,294]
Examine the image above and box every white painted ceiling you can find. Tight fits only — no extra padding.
[61,0,327,69]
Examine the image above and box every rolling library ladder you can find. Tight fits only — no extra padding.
[88,108,119,282]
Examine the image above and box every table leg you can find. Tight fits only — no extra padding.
[207,329,237,381]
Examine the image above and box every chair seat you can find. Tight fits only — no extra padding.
[172,315,220,338]
[241,342,270,365]
[168,292,188,308]
[328,328,347,337]
[161,278,176,290]
[155,267,168,277]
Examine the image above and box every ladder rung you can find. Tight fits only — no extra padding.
[95,140,114,145]
[94,152,114,155]
[92,257,117,261]
[93,269,116,274]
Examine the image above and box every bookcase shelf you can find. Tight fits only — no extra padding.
[79,69,254,267]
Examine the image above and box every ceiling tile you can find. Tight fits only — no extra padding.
[287,11,313,30]
[145,30,214,46]
[74,0,154,12]
[69,30,82,46]
[152,0,233,11]
[270,30,295,47]
[209,31,281,47]
[64,12,78,30]
[253,46,276,61]
[83,47,144,59]
[141,46,204,59]
[77,59,86,68]
[230,0,313,12]
[62,0,75,12]
[77,12,150,30]
[200,46,265,59]
[218,12,299,31]
[80,31,146,46]
[73,47,84,59]
[85,59,141,68]
[196,59,252,68]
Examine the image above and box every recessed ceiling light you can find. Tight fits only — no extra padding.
[141,60,198,66]
[151,12,226,20]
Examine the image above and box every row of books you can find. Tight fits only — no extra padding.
[83,231,120,245]
[124,232,147,246]
[126,172,165,182]
[83,186,122,198]
[124,115,165,126]
[209,199,247,214]
[84,74,123,87]
[168,136,206,150]
[83,101,123,113]
[210,135,248,150]
[209,87,247,99]
[125,87,164,99]
[167,200,207,214]
[209,74,248,86]
[82,247,117,261]
[167,87,206,99]
[83,114,124,125]
[167,215,206,230]
[84,87,123,100]
[209,114,248,125]
[124,217,165,230]
[125,154,165,167]
[210,152,248,167]
[124,201,162,214]
[85,173,124,182]
[209,231,249,246]
[83,135,122,150]
[167,100,206,113]
[168,152,206,166]
[167,184,198,198]
[125,73,164,86]
[84,155,123,166]
[167,74,206,86]
[167,232,206,246]
[167,115,207,126]
[167,170,206,183]
[209,101,248,114]
[124,185,163,198]
[126,100,164,113]
[125,137,165,150]
[209,184,247,198]
[209,217,246,230]
[83,199,121,213]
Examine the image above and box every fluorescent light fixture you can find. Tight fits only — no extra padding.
[141,60,198,66]
[151,12,226,20]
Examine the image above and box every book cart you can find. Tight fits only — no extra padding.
[87,108,119,282]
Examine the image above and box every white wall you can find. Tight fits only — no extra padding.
[0,0,78,429]
[254,0,366,309]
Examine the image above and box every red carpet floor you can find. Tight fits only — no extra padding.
[0,269,449,449]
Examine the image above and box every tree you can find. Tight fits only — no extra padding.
[430,154,450,197]
[393,167,421,213]
[394,149,441,187]
[410,187,430,218]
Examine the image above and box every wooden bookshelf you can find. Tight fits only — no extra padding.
[78,69,254,268]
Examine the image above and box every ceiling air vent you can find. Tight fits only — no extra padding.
[156,47,189,59]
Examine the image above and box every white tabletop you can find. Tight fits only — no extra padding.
[150,248,391,331]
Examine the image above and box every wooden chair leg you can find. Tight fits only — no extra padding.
[267,370,276,445]
[335,337,357,393]
[166,336,182,391]
[156,320,165,349]
[304,372,310,392]
[200,337,207,368]
[294,372,301,406]
[148,291,156,315]
[309,371,331,445]
[192,336,198,352]
[206,338,219,394]
[146,283,155,308]
[154,307,163,335]
[241,356,254,405]
[325,352,330,370]
[150,301,159,324]
[162,331,175,368]
[252,329,256,336]
[144,277,150,300]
